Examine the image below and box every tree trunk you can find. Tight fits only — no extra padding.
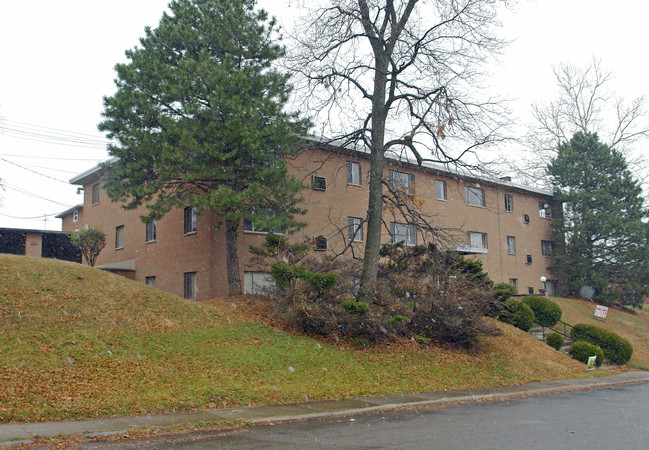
[360,54,388,293]
[225,218,242,296]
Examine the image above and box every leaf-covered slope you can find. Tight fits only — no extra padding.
[0,254,585,423]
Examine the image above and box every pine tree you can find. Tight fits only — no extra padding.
[98,0,309,295]
[547,132,649,306]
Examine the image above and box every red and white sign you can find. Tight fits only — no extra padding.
[594,305,609,319]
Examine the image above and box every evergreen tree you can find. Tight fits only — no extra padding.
[98,0,309,295]
[547,132,649,306]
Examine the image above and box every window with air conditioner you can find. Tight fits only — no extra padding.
[312,176,327,191]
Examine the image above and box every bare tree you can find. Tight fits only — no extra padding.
[515,58,649,187]
[287,0,512,291]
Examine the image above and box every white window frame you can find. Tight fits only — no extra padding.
[145,220,156,243]
[73,209,78,222]
[539,201,553,219]
[465,186,485,207]
[388,170,415,194]
[507,236,516,255]
[504,194,513,212]
[347,162,361,186]
[435,180,447,201]
[466,231,488,253]
[390,222,417,246]
[184,206,197,235]
[348,217,363,242]
[115,225,124,250]
[91,183,100,205]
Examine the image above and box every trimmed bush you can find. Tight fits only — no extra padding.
[499,299,534,332]
[521,295,562,327]
[570,324,633,365]
[568,341,604,367]
[546,332,564,350]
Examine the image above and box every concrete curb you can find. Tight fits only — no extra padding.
[2,371,648,446]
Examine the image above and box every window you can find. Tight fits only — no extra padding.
[91,183,100,205]
[73,209,78,223]
[314,236,328,251]
[541,240,555,257]
[348,217,363,242]
[504,194,513,212]
[244,272,275,295]
[388,170,414,194]
[507,236,516,255]
[115,225,124,249]
[184,272,196,300]
[508,278,518,290]
[467,231,488,252]
[145,276,156,287]
[435,180,447,201]
[243,218,283,234]
[523,214,530,224]
[347,162,361,185]
[539,201,553,219]
[526,254,533,264]
[528,286,534,294]
[391,223,416,246]
[145,221,156,243]
[312,175,327,191]
[465,186,485,207]
[184,206,197,234]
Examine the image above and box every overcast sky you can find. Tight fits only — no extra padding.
[0,0,647,231]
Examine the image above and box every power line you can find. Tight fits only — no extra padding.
[0,119,109,150]
[0,157,70,184]
[0,211,61,220]
[0,153,105,162]
[2,182,74,207]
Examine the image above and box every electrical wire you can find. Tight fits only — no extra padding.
[0,119,109,150]
[2,182,74,207]
[0,153,105,162]
[0,211,61,220]
[0,157,70,184]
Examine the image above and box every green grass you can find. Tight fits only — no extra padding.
[0,254,601,423]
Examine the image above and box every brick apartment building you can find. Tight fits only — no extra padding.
[58,143,560,300]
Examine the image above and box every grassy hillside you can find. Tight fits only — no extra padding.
[551,297,649,368]
[0,254,593,423]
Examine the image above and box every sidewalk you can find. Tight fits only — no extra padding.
[2,371,648,447]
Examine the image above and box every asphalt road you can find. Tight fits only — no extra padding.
[88,382,649,449]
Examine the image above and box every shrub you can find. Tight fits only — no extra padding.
[568,341,604,367]
[499,299,534,332]
[546,332,564,350]
[570,324,633,365]
[521,295,562,327]
[304,272,338,291]
[342,300,369,315]
[70,226,106,267]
